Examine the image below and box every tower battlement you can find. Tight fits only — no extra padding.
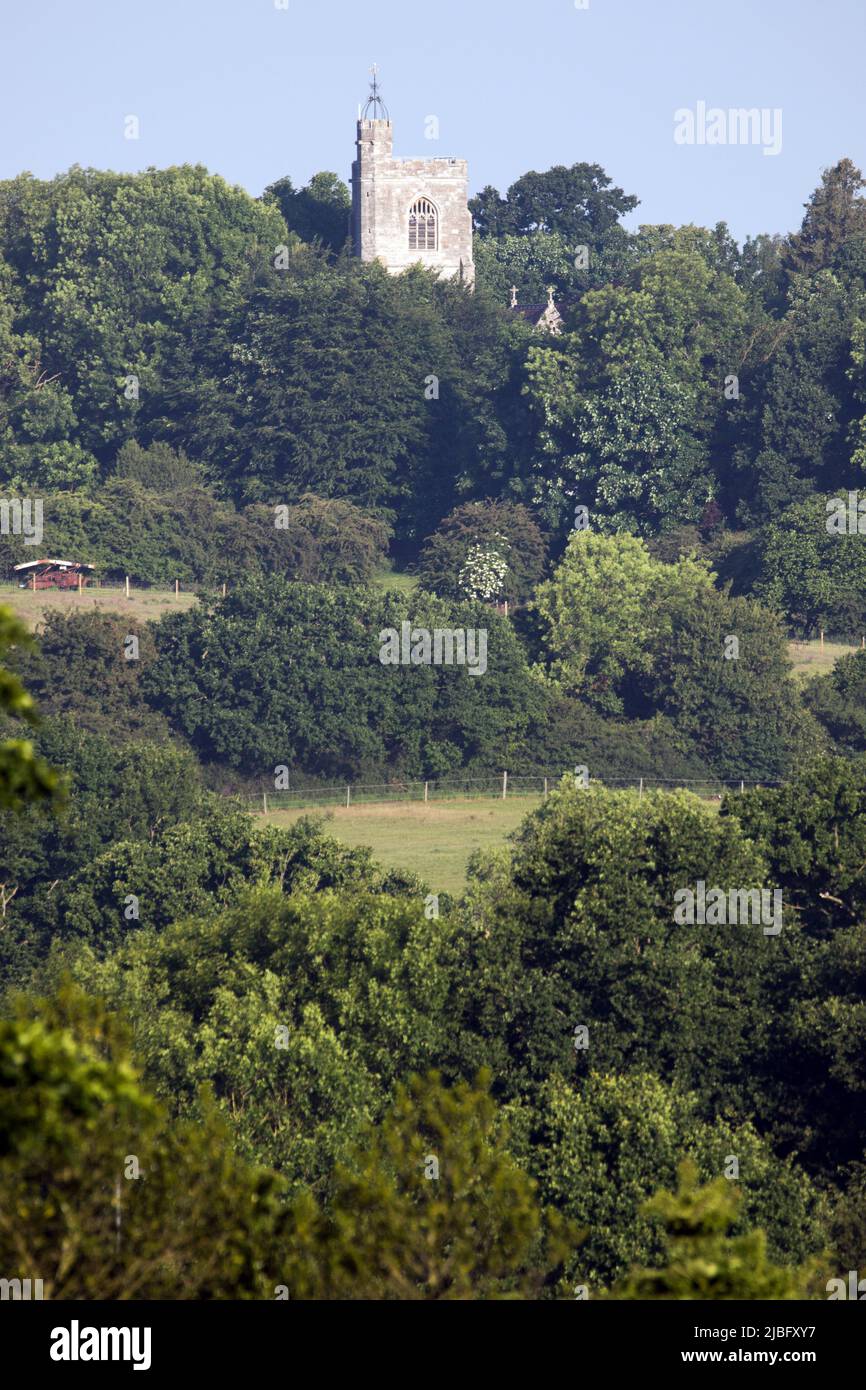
[350,78,474,285]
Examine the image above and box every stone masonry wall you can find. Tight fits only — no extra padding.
[351,119,475,285]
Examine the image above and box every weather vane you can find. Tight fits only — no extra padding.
[362,63,389,121]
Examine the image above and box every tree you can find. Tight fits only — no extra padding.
[506,1073,823,1289]
[447,781,790,1108]
[0,990,288,1299]
[526,358,711,536]
[417,500,547,602]
[783,159,866,282]
[531,531,713,713]
[265,494,391,584]
[14,610,171,743]
[48,811,424,958]
[643,585,819,780]
[470,163,638,246]
[262,172,351,253]
[804,648,866,753]
[721,754,866,937]
[112,439,209,492]
[0,605,65,812]
[754,495,866,637]
[143,578,542,779]
[608,1161,811,1299]
[65,885,454,1186]
[283,1071,576,1299]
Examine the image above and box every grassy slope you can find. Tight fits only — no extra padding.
[0,585,198,631]
[264,796,542,896]
[787,638,858,681]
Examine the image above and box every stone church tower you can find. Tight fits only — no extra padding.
[351,70,474,285]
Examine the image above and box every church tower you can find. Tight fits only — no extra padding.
[351,69,474,285]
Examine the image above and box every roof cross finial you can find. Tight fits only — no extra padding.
[362,63,389,121]
[510,284,519,308]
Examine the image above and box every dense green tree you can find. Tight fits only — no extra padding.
[142,577,542,779]
[262,171,351,253]
[61,885,452,1187]
[13,610,171,742]
[470,163,638,247]
[47,810,423,957]
[0,605,65,813]
[506,1072,823,1288]
[267,493,391,583]
[754,494,866,636]
[446,782,795,1113]
[283,1070,575,1299]
[0,166,287,466]
[0,991,288,1299]
[112,439,209,491]
[417,500,547,602]
[783,159,866,282]
[608,1161,811,1300]
[643,585,819,780]
[804,648,866,753]
[531,531,713,714]
[0,723,204,985]
[721,754,866,937]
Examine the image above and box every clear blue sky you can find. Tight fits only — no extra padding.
[3,0,864,243]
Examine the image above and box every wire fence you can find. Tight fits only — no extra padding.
[0,576,222,594]
[242,773,782,814]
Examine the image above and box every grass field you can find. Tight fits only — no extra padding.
[787,637,859,680]
[0,584,199,630]
[370,566,419,596]
[264,796,542,895]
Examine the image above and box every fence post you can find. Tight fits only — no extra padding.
[544,777,548,797]
[820,628,825,653]
[125,575,130,599]
[740,780,744,794]
[175,579,179,596]
[424,781,428,803]
[78,573,83,594]
[346,785,351,809]
[639,777,644,801]
[263,792,268,815]
[502,770,508,800]
[32,571,36,592]
[222,583,227,598]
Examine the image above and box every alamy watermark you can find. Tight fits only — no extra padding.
[379,621,487,677]
[0,497,43,546]
[674,102,782,157]
[0,1276,43,1300]
[673,882,782,936]
[826,492,866,535]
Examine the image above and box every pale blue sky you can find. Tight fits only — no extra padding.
[3,0,864,243]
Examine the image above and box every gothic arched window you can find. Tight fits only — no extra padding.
[408,197,438,252]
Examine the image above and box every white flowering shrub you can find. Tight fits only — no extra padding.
[457,541,509,601]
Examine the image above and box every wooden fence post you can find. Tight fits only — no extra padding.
[175,579,179,596]
[502,770,508,800]
[346,785,351,809]
[424,781,428,803]
[125,575,130,599]
[639,777,644,801]
[544,777,548,797]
